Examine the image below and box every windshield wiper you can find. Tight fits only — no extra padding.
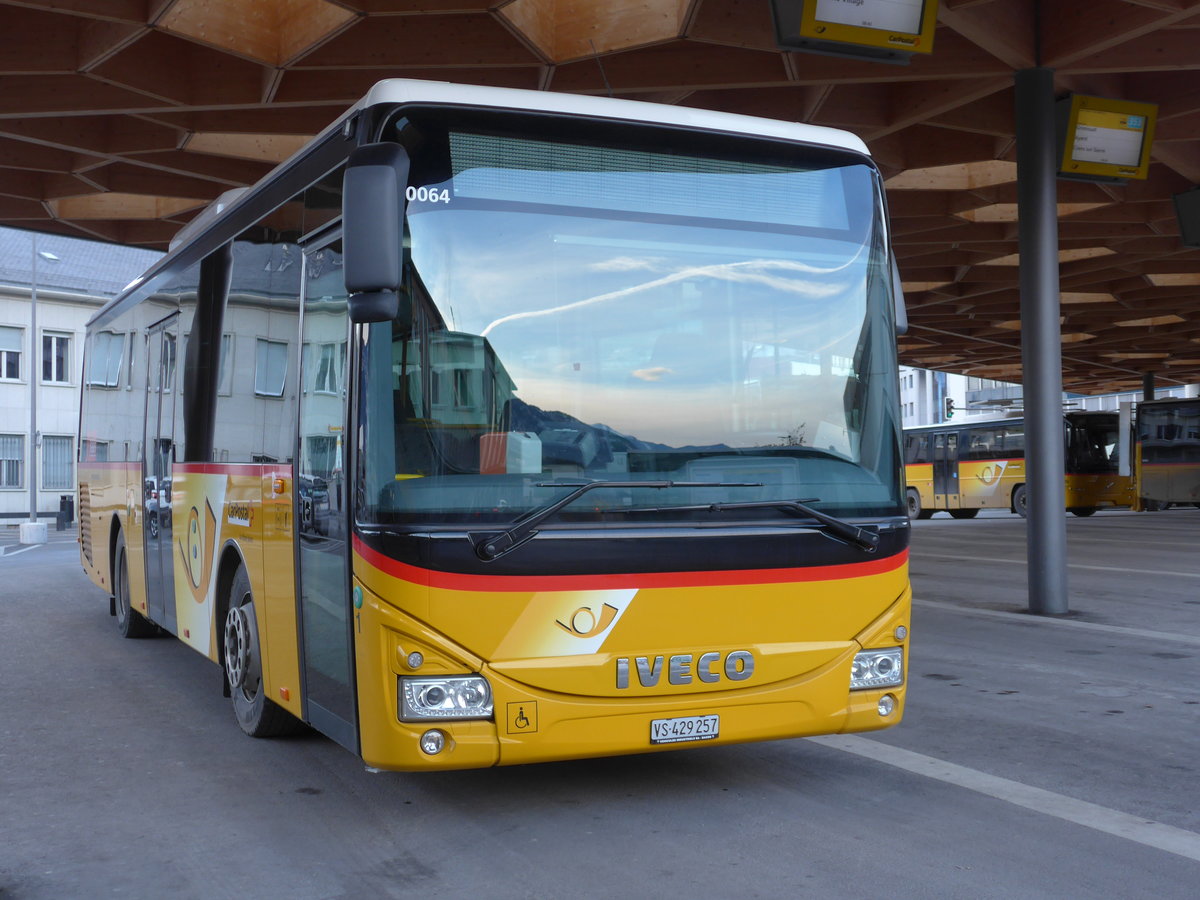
[622,497,879,553]
[706,498,879,553]
[470,480,762,561]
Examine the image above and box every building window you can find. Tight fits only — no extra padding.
[0,434,23,488]
[0,325,22,380]
[218,334,233,395]
[42,435,74,490]
[86,331,124,387]
[42,332,71,384]
[305,435,339,478]
[161,332,177,392]
[81,438,110,462]
[453,368,473,408]
[255,339,288,397]
[313,342,341,394]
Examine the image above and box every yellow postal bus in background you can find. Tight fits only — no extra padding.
[78,80,910,771]
[1135,397,1200,509]
[903,412,1133,519]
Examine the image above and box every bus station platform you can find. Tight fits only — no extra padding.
[2,501,1198,896]
[888,504,1200,864]
[907,505,1200,639]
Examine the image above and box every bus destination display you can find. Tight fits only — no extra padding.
[770,0,937,59]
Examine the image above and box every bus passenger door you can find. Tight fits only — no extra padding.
[295,236,357,751]
[933,432,960,509]
[143,316,179,633]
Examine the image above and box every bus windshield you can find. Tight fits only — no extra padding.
[1068,414,1120,474]
[358,118,903,525]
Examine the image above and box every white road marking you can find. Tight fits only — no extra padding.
[0,545,41,558]
[913,598,1200,647]
[811,734,1200,863]
[915,550,1200,580]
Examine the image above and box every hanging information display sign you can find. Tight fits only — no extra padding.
[771,0,938,64]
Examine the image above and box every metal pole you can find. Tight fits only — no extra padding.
[29,233,38,524]
[1015,67,1069,615]
[1142,372,1155,402]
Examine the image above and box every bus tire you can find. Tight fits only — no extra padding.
[1069,507,1097,517]
[224,563,300,738]
[906,489,922,519]
[113,530,156,639]
[949,508,979,519]
[1012,485,1028,517]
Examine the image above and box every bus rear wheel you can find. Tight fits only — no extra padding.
[1069,507,1098,517]
[949,508,979,519]
[113,530,155,639]
[224,564,300,738]
[1012,485,1028,517]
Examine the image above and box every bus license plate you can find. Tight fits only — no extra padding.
[649,714,719,745]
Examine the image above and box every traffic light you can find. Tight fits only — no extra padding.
[944,397,955,419]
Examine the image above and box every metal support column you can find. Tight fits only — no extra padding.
[1142,372,1155,402]
[28,234,38,524]
[1015,67,1069,615]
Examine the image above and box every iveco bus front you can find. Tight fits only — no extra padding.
[340,85,910,768]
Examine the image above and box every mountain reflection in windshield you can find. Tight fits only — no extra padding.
[506,396,733,473]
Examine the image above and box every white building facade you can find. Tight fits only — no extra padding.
[0,229,160,523]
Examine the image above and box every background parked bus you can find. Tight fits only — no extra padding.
[1132,397,1200,509]
[903,412,1132,519]
[78,79,910,771]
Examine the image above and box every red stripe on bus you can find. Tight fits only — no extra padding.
[352,535,907,593]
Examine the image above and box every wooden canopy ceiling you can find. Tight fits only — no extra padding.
[2,0,1199,393]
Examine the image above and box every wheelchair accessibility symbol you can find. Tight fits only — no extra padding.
[507,702,538,734]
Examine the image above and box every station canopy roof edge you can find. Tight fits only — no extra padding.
[2,0,1199,394]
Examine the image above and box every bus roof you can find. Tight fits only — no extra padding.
[89,78,872,327]
[903,411,1116,433]
[354,79,870,155]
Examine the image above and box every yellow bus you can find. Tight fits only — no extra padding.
[78,80,910,770]
[903,412,1133,519]
[1135,398,1200,509]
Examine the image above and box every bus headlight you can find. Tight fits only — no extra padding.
[850,648,904,690]
[399,676,493,721]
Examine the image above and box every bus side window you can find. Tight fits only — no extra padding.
[1003,425,1025,458]
[966,427,996,460]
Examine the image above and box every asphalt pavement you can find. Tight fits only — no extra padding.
[1,510,1197,898]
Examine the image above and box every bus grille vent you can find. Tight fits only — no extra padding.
[79,484,92,565]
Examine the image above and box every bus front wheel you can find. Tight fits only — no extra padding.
[1012,485,1028,517]
[224,564,299,738]
[113,530,155,639]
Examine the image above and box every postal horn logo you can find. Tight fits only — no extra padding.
[556,603,619,638]
[179,500,217,602]
[977,462,1007,486]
